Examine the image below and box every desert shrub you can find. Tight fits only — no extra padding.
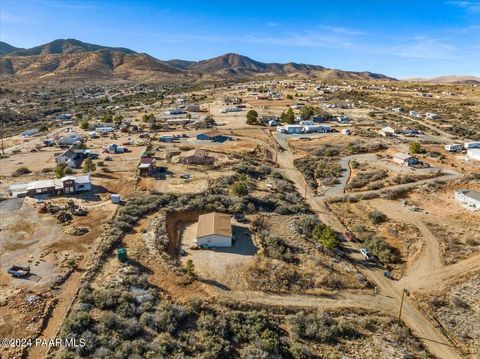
[364,236,399,263]
[140,301,187,334]
[295,157,343,189]
[289,311,358,344]
[12,166,31,176]
[230,181,248,196]
[368,210,387,225]
[61,311,94,336]
[294,215,324,237]
[263,236,296,263]
[393,175,415,184]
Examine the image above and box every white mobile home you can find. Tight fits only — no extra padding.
[464,142,480,149]
[455,190,480,211]
[467,149,480,161]
[445,144,463,152]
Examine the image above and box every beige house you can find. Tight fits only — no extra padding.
[196,212,232,247]
[178,149,215,165]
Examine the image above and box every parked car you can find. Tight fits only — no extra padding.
[383,271,396,280]
[180,174,191,179]
[344,231,357,242]
[360,248,374,261]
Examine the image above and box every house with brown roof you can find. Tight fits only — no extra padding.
[178,149,214,165]
[195,212,232,247]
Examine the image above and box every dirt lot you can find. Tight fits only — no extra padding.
[180,221,257,290]
[407,185,480,264]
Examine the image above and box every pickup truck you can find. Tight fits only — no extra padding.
[7,265,30,278]
[360,248,374,261]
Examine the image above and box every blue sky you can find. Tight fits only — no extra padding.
[1,0,479,78]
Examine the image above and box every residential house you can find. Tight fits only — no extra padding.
[464,142,480,149]
[107,144,126,154]
[8,174,92,198]
[445,144,463,152]
[277,125,303,134]
[196,130,229,143]
[195,212,232,247]
[455,190,480,211]
[336,115,349,124]
[467,149,480,161]
[57,133,83,147]
[21,129,39,137]
[55,148,79,168]
[178,149,215,165]
[301,121,331,133]
[166,118,192,126]
[138,157,156,177]
[392,153,419,166]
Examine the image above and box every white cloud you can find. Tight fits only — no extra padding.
[446,1,480,12]
[0,12,35,25]
[386,37,458,59]
[319,25,367,36]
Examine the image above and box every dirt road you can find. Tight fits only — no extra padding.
[269,131,465,359]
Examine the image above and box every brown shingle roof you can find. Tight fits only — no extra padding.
[196,212,232,238]
[179,149,208,158]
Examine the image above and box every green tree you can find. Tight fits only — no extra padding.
[55,164,65,178]
[230,181,249,197]
[409,141,423,154]
[246,110,259,125]
[82,158,96,173]
[204,116,216,127]
[79,120,89,130]
[183,259,195,276]
[101,114,113,123]
[113,115,124,124]
[39,124,48,132]
[300,106,316,121]
[142,114,155,123]
[281,108,295,124]
[315,226,338,249]
[286,94,293,100]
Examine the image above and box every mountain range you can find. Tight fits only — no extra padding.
[0,38,395,83]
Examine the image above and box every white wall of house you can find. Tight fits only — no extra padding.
[196,234,232,247]
[455,192,480,210]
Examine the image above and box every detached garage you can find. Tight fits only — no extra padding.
[195,212,232,247]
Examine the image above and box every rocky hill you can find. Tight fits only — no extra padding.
[0,41,23,56]
[0,39,396,83]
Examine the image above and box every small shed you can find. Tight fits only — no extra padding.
[138,158,156,177]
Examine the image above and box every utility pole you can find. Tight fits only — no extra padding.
[1,120,4,156]
[398,288,406,323]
